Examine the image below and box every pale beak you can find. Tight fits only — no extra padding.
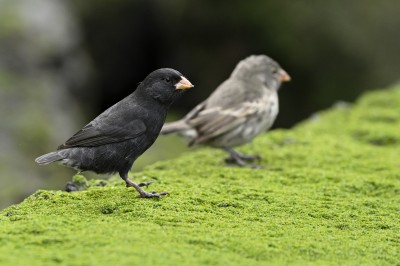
[279,69,291,82]
[175,76,194,90]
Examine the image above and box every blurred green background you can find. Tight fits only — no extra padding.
[0,0,399,209]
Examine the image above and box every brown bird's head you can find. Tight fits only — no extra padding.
[231,54,290,90]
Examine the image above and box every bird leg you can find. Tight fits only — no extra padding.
[121,175,167,198]
[224,148,261,168]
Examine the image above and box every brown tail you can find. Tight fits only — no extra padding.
[161,120,191,135]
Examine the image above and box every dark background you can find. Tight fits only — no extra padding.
[1,0,399,209]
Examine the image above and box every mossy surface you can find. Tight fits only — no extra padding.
[1,87,400,266]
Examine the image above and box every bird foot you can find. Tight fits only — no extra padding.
[225,155,261,164]
[225,156,263,168]
[125,178,168,198]
[225,161,264,169]
[224,149,263,168]
[240,154,261,162]
[137,191,169,198]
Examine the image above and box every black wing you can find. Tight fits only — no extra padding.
[58,119,146,149]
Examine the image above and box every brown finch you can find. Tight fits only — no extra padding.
[161,55,290,167]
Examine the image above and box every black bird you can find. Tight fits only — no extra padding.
[35,68,193,198]
[161,55,290,167]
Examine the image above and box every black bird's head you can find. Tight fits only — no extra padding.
[138,68,193,106]
[231,55,290,90]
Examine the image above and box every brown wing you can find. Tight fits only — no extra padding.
[185,77,272,145]
[188,104,256,145]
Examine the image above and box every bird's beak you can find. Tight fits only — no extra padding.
[279,69,291,82]
[175,76,194,90]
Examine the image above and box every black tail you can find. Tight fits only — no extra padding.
[35,151,65,165]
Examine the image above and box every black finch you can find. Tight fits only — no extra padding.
[161,55,290,167]
[36,68,193,198]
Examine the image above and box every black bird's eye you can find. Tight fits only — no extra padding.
[272,69,278,74]
[163,77,172,83]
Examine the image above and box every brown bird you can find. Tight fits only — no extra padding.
[161,55,290,167]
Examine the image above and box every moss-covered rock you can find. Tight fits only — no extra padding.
[1,87,399,265]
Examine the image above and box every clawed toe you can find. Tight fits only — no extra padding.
[224,157,264,168]
[225,162,264,169]
[137,191,169,198]
[224,148,263,168]
[246,155,261,161]
[237,154,261,162]
[247,164,264,169]
[138,181,152,188]
[124,178,168,198]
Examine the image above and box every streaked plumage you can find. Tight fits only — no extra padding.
[161,55,290,167]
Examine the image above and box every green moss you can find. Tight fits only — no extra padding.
[0,3,23,38]
[1,87,400,265]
